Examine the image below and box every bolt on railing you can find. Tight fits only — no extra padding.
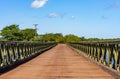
[69,41,120,71]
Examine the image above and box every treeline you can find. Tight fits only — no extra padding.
[0,24,119,42]
[31,33,85,42]
[0,24,84,42]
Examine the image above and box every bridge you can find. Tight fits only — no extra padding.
[0,42,120,79]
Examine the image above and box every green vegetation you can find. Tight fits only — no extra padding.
[31,33,64,42]
[64,34,81,42]
[0,24,119,42]
[0,24,37,41]
[31,33,83,43]
[0,24,21,41]
[21,28,37,41]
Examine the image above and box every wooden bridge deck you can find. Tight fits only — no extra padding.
[0,44,115,79]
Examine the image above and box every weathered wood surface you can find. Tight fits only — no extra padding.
[0,44,115,79]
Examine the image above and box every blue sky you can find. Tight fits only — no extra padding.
[0,0,120,38]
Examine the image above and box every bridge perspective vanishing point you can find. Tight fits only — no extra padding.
[0,41,120,79]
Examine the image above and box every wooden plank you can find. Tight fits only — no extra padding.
[0,44,115,79]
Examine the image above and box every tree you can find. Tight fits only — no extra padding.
[80,36,86,41]
[31,33,64,42]
[87,38,100,41]
[21,28,37,41]
[0,24,22,41]
[39,33,64,42]
[64,34,81,42]
[54,33,64,43]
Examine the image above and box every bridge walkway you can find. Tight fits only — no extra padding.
[0,44,115,79]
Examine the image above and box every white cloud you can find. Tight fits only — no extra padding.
[31,0,48,8]
[48,13,60,18]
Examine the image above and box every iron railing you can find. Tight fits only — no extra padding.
[69,41,120,71]
[0,41,56,70]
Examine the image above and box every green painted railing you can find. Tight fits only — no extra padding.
[69,41,120,71]
[0,41,56,72]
